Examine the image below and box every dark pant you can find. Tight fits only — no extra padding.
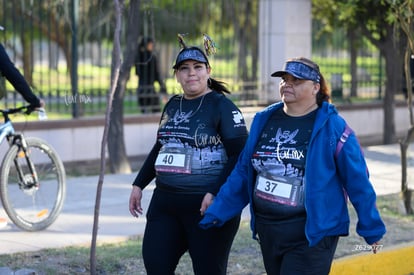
[142,188,241,275]
[256,217,339,275]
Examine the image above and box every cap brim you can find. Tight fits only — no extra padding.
[173,57,208,69]
[271,71,285,77]
[271,70,305,79]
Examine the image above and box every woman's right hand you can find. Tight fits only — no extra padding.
[200,192,215,216]
[129,186,143,218]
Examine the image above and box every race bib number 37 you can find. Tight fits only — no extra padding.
[257,176,292,198]
[255,174,304,206]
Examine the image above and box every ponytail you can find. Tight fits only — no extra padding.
[316,73,331,105]
[208,77,231,94]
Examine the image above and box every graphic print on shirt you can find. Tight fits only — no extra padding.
[251,109,316,213]
[232,110,244,124]
[171,109,193,125]
[252,126,307,178]
[156,93,246,178]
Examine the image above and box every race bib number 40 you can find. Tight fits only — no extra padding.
[255,174,304,207]
[155,147,192,174]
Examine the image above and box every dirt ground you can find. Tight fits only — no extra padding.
[1,193,413,275]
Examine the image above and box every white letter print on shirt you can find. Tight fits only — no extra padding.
[273,128,304,162]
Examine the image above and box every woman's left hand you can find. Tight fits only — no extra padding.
[200,192,215,216]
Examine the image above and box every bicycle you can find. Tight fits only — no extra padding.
[0,105,66,231]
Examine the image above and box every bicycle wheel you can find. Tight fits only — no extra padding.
[0,137,66,231]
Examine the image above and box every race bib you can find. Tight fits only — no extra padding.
[155,147,192,174]
[254,173,304,207]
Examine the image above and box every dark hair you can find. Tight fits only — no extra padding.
[294,57,331,105]
[316,73,330,105]
[139,37,154,50]
[208,78,231,94]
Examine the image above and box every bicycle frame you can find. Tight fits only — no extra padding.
[0,120,14,144]
[0,108,39,188]
[0,106,19,144]
[0,105,66,231]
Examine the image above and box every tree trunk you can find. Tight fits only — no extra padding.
[224,0,257,97]
[360,23,403,144]
[107,0,141,174]
[381,42,401,144]
[399,46,414,215]
[399,127,414,215]
[90,0,123,273]
[108,97,131,174]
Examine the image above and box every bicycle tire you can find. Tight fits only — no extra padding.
[0,137,66,231]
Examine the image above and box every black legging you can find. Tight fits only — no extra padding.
[142,188,241,275]
[256,217,339,275]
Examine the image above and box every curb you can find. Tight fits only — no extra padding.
[331,241,414,274]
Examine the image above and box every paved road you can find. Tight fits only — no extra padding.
[0,143,413,255]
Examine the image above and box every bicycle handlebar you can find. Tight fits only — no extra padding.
[0,105,36,122]
[0,105,34,114]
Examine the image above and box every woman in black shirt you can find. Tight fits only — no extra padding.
[129,46,248,274]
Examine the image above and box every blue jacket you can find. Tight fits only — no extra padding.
[200,101,386,246]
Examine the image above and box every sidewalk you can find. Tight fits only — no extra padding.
[0,173,149,255]
[0,143,412,255]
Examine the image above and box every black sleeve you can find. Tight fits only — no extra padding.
[132,141,162,189]
[206,95,248,194]
[0,44,41,107]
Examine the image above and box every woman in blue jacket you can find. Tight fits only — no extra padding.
[200,57,386,275]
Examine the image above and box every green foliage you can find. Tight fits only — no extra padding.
[386,0,414,48]
[313,55,384,81]
[312,0,395,47]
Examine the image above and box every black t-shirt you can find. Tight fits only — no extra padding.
[154,91,247,193]
[252,108,317,220]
